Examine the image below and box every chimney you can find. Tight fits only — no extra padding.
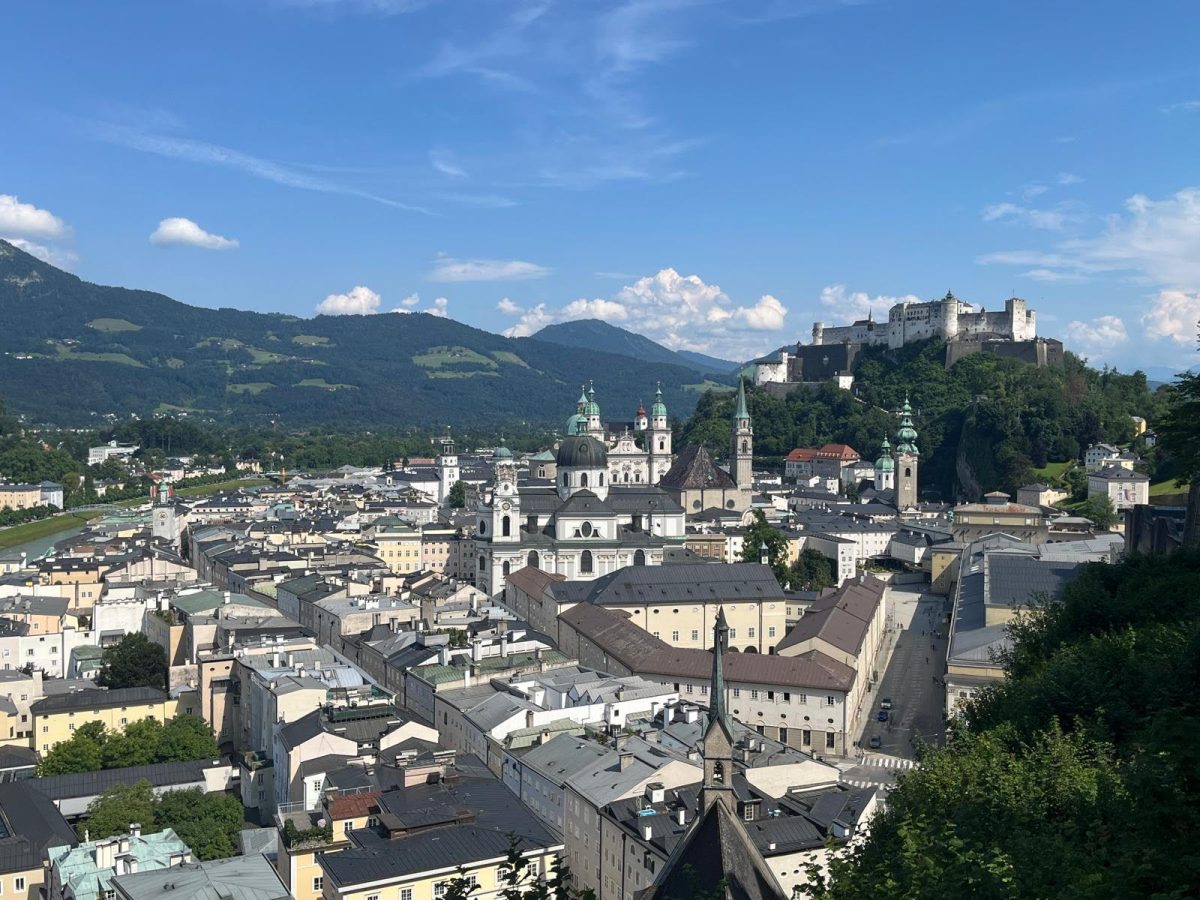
[641,822,653,841]
[129,822,141,837]
[471,639,483,663]
[619,751,634,771]
[223,591,231,605]
[675,807,687,826]
[525,710,535,728]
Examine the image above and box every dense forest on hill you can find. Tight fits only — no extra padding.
[0,240,722,427]
[680,339,1162,500]
[809,550,1200,899]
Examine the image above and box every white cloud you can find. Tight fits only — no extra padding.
[1142,291,1200,344]
[981,201,1072,230]
[0,195,68,239]
[1066,315,1128,356]
[149,217,239,250]
[1057,172,1084,185]
[498,267,789,358]
[2,237,78,269]
[390,292,421,312]
[425,296,450,317]
[315,285,382,315]
[427,255,549,282]
[818,284,919,324]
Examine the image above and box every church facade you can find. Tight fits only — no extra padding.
[567,383,674,486]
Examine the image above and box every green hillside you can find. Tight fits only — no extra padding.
[0,240,709,427]
[533,318,738,375]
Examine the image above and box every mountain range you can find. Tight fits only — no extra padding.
[0,240,736,428]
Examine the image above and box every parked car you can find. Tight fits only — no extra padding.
[880,698,893,710]
[868,735,882,749]
[877,710,889,722]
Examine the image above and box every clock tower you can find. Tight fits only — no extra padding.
[490,446,521,544]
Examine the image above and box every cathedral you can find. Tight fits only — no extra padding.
[565,383,674,486]
[471,380,756,596]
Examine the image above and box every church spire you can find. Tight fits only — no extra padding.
[708,607,730,729]
[701,607,736,812]
[733,376,749,422]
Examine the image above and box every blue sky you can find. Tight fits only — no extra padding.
[3,0,1200,371]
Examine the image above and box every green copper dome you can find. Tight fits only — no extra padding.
[494,446,513,460]
[584,382,601,418]
[650,383,667,418]
[876,436,895,472]
[895,396,919,456]
[565,414,587,436]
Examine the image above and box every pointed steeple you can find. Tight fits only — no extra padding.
[733,377,749,422]
[708,608,730,729]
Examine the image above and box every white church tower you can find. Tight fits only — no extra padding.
[436,435,459,507]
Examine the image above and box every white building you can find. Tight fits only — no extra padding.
[1087,466,1150,511]
[87,441,140,466]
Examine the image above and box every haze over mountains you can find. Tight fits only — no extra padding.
[0,240,735,427]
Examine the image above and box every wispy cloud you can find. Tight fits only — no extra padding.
[437,193,519,208]
[430,150,467,178]
[1160,99,1200,113]
[427,255,549,282]
[92,123,431,214]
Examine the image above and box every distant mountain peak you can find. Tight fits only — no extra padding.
[532,319,739,375]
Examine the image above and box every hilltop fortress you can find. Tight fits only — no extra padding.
[754,292,1062,390]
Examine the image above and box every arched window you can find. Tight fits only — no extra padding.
[562,473,569,487]
[741,440,748,453]
[658,439,665,450]
[905,467,912,478]
[580,550,593,574]
[634,549,646,566]
[635,472,641,483]
[502,561,511,576]
[527,551,539,569]
[581,472,589,488]
[713,760,725,784]
[599,472,604,486]
[501,516,511,537]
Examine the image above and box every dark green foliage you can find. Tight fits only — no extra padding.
[812,552,1200,900]
[0,240,720,427]
[37,715,219,775]
[85,782,244,860]
[790,548,836,590]
[739,510,790,585]
[96,632,167,690]
[1076,494,1117,529]
[440,837,594,900]
[680,341,1158,500]
[281,817,333,849]
[447,479,467,508]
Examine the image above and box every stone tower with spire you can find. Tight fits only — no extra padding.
[701,608,736,813]
[731,378,753,493]
[647,383,672,484]
[894,397,919,509]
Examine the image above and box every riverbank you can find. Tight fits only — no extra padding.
[0,511,94,550]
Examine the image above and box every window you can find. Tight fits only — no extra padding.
[826,696,835,707]
[802,729,811,747]
[768,626,776,638]
[750,690,759,700]
[779,727,788,743]
[526,861,540,880]
[502,516,511,537]
[767,691,774,700]
[400,890,413,900]
[69,723,75,732]
[797,693,806,703]
[671,631,679,642]
[634,549,646,566]
[732,688,741,698]
[367,895,380,900]
[581,473,589,488]
[691,630,699,641]
[580,550,593,574]
[825,732,836,749]
[728,628,737,639]
[15,878,26,892]
[748,627,756,639]
[312,877,323,892]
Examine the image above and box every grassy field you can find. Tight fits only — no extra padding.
[0,511,94,550]
[292,334,331,346]
[683,380,736,394]
[54,344,144,367]
[227,382,275,394]
[86,317,142,332]
[1150,479,1189,498]
[412,345,497,370]
[295,378,355,390]
[1032,460,1073,482]
[489,350,528,367]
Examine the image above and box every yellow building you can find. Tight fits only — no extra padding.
[0,484,41,510]
[371,521,423,575]
[951,492,1048,545]
[30,686,180,753]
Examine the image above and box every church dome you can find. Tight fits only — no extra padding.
[650,385,667,418]
[565,413,587,436]
[875,437,894,472]
[556,434,608,469]
[494,446,513,460]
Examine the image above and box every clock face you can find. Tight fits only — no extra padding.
[501,501,511,511]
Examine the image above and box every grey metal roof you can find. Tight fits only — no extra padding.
[111,853,289,900]
[31,759,220,801]
[318,771,559,887]
[0,781,77,874]
[984,554,1081,610]
[30,686,166,716]
[555,562,784,607]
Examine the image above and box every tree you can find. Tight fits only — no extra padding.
[156,788,244,860]
[38,725,105,775]
[447,479,467,508]
[100,718,163,769]
[739,510,790,586]
[441,837,595,900]
[1157,368,1200,546]
[96,632,167,690]
[1077,494,1117,529]
[790,548,836,591]
[156,715,220,762]
[85,781,158,839]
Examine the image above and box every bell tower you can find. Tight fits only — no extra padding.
[490,447,520,544]
[701,608,735,813]
[731,378,753,490]
[647,383,671,484]
[436,435,459,507]
[894,397,919,510]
